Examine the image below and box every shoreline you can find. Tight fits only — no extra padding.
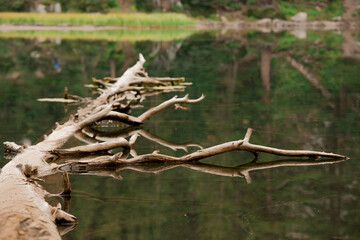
[0,19,359,32]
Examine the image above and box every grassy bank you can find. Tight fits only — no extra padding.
[0,12,196,27]
[0,28,198,41]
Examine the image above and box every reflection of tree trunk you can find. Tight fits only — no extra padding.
[150,42,182,70]
[341,0,360,62]
[342,0,360,21]
[285,55,332,100]
[260,47,271,92]
[260,47,272,142]
[117,42,137,73]
[260,47,271,106]
[338,85,347,117]
[341,30,360,60]
[157,0,182,11]
[109,58,116,78]
[81,55,87,85]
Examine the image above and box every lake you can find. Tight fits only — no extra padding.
[0,29,359,239]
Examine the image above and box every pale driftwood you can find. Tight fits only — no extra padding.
[102,111,143,125]
[0,53,348,239]
[37,98,79,103]
[57,128,347,171]
[131,128,347,162]
[77,127,202,152]
[137,94,205,122]
[3,141,25,159]
[100,94,205,125]
[0,54,153,239]
[0,54,207,240]
[50,138,130,156]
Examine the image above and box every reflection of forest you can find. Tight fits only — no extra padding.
[0,31,359,239]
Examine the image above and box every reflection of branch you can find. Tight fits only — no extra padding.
[81,125,142,141]
[182,158,346,183]
[100,94,205,125]
[58,128,348,171]
[59,157,346,184]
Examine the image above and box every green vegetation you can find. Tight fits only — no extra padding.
[246,1,343,20]
[136,0,244,16]
[278,1,343,20]
[0,0,347,23]
[0,12,196,27]
[0,0,118,13]
[0,28,197,41]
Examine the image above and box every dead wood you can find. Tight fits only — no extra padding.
[59,128,347,170]
[0,53,349,239]
[50,138,130,157]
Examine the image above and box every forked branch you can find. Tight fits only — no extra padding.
[100,94,206,125]
[58,128,348,169]
[138,94,205,122]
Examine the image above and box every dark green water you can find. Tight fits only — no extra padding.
[0,30,359,239]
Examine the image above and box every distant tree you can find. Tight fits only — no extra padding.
[135,0,246,16]
[135,0,183,12]
[0,0,31,12]
[59,0,117,12]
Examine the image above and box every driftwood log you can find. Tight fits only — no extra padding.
[0,54,348,239]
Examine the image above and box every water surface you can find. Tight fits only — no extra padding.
[0,30,359,239]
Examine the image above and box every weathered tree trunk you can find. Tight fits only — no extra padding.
[0,54,348,239]
[0,54,152,239]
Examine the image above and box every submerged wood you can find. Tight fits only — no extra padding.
[0,53,348,239]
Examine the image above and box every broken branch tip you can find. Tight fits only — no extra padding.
[139,53,146,63]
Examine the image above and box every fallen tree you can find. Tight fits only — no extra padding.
[0,54,348,239]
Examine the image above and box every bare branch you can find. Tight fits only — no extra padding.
[138,129,203,152]
[4,141,24,155]
[243,128,253,143]
[76,105,113,129]
[130,76,185,86]
[50,138,130,157]
[103,111,142,125]
[66,128,347,167]
[138,94,205,122]
[130,78,167,86]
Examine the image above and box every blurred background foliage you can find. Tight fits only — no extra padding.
[0,0,348,21]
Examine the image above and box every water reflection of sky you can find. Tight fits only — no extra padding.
[0,29,359,239]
